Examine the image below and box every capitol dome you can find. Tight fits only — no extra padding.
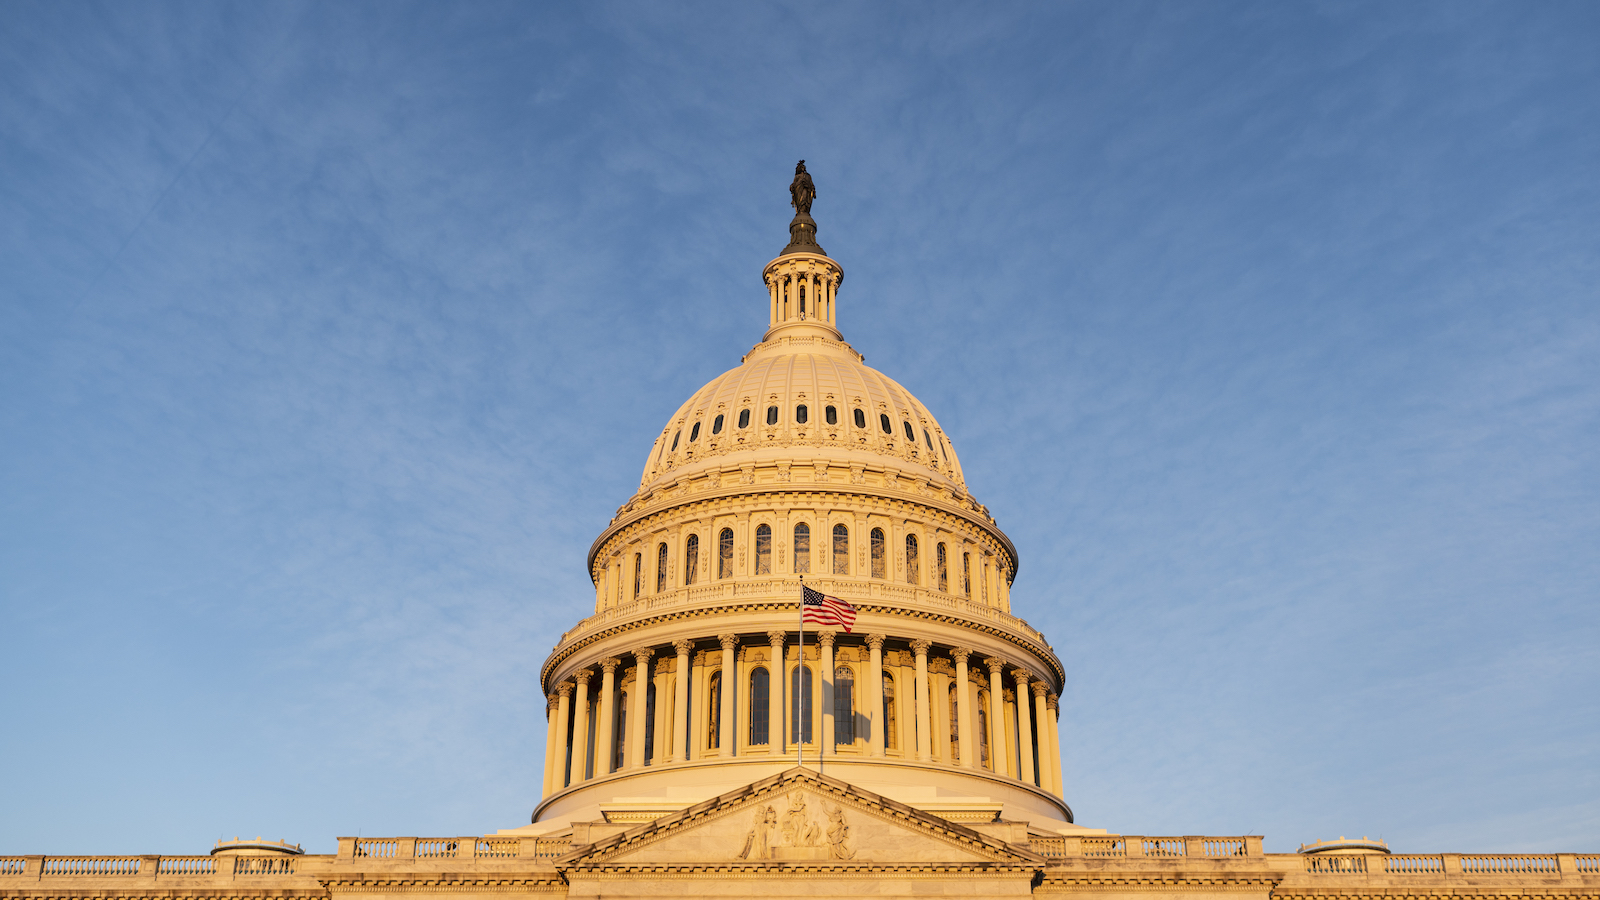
[535,167,1076,835]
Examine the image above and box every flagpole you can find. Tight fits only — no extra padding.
[797,576,804,770]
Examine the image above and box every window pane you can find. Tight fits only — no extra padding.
[962,552,970,597]
[948,684,959,761]
[853,408,866,428]
[977,691,991,767]
[796,404,808,424]
[825,405,837,425]
[719,528,734,579]
[712,414,724,435]
[615,691,628,771]
[834,666,855,745]
[657,543,668,593]
[936,543,948,592]
[749,668,770,745]
[793,523,810,574]
[903,421,915,442]
[643,681,657,764]
[766,406,779,425]
[832,524,849,574]
[755,524,772,575]
[633,552,641,598]
[690,422,700,442]
[906,534,919,584]
[790,665,813,744]
[879,413,892,434]
[685,535,699,586]
[738,409,750,429]
[870,528,885,579]
[670,430,680,451]
[707,674,721,749]
[882,672,898,750]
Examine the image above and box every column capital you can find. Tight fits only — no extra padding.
[600,657,622,673]
[673,638,694,655]
[633,646,655,663]
[766,630,787,645]
[985,655,1009,675]
[910,638,932,655]
[575,668,594,685]
[556,682,575,698]
[717,633,739,651]
[817,630,837,648]
[1011,668,1032,687]
[866,633,886,650]
[1032,680,1049,698]
[950,647,972,664]
[1047,693,1060,713]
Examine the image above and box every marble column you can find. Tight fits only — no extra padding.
[766,630,785,753]
[1046,693,1064,798]
[542,693,560,794]
[952,648,974,768]
[1033,681,1055,794]
[718,634,737,757]
[670,639,692,762]
[819,630,836,754]
[571,669,593,782]
[986,657,1009,777]
[1012,669,1035,786]
[595,658,620,775]
[911,639,932,761]
[548,682,573,792]
[628,648,653,768]
[866,634,886,756]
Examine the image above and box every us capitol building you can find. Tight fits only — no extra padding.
[4,164,1592,900]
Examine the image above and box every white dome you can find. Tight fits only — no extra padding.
[639,334,966,493]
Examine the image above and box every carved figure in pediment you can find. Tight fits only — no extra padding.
[782,791,821,846]
[825,805,855,859]
[738,805,778,860]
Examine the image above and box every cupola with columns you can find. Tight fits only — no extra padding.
[531,164,1082,836]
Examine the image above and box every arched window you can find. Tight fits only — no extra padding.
[685,534,700,586]
[719,528,734,579]
[825,405,838,425]
[755,524,772,575]
[879,413,892,434]
[712,413,724,435]
[981,559,988,602]
[853,408,866,429]
[832,524,848,574]
[962,552,970,597]
[976,689,991,768]
[670,430,681,451]
[936,543,948,592]
[834,665,855,746]
[749,667,770,745]
[870,528,886,579]
[738,409,750,429]
[689,421,700,442]
[793,523,810,574]
[707,672,721,750]
[798,282,806,314]
[882,672,898,750]
[656,543,668,593]
[904,421,915,442]
[905,534,920,584]
[614,690,628,772]
[643,680,657,764]
[924,428,934,450]
[766,406,779,426]
[948,684,960,761]
[796,404,808,424]
[790,665,813,744]
[632,552,642,598]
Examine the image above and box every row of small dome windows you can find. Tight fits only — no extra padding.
[667,406,947,459]
[622,525,990,600]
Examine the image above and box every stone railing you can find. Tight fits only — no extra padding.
[1031,836,1263,858]
[1302,853,1594,876]
[0,855,303,880]
[157,857,217,875]
[42,858,144,876]
[334,837,568,860]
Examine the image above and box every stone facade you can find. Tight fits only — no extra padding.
[5,187,1592,900]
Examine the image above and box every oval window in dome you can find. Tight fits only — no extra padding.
[670,430,681,451]
[796,404,808,424]
[879,413,892,434]
[712,414,724,435]
[738,409,750,429]
[903,421,915,442]
[825,405,837,425]
[923,428,934,449]
[689,422,700,442]
[854,408,866,429]
[766,405,779,426]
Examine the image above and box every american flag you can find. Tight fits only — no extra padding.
[801,585,857,632]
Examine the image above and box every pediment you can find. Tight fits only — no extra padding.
[558,767,1041,870]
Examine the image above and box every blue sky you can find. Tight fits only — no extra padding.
[2,0,1596,855]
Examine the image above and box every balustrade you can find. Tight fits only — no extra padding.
[42,858,142,876]
[233,857,296,875]
[476,840,518,858]
[157,857,216,875]
[1460,855,1559,875]
[1576,856,1599,873]
[1382,855,1445,874]
[353,839,396,859]
[1305,855,1366,873]
[0,860,26,876]
[415,839,459,858]
[1204,838,1245,857]
[1082,837,1125,857]
[1142,838,1185,857]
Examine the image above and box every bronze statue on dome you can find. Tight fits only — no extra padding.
[789,160,816,215]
